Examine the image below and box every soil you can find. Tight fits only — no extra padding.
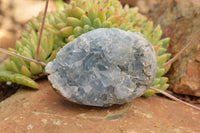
[0,82,19,101]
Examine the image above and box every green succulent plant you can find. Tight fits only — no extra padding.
[0,0,171,97]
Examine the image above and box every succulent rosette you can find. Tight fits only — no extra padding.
[0,0,171,97]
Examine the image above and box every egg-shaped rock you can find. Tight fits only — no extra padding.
[45,28,157,107]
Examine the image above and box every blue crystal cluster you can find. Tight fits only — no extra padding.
[45,28,157,107]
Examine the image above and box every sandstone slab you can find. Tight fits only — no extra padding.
[148,0,200,96]
[0,80,200,133]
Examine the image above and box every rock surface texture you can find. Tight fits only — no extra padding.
[119,0,156,14]
[46,28,157,107]
[148,0,200,96]
[0,80,200,133]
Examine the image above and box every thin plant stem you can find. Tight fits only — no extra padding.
[150,87,200,111]
[35,0,49,60]
[0,48,46,66]
[162,30,200,68]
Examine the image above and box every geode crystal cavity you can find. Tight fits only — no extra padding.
[45,28,157,107]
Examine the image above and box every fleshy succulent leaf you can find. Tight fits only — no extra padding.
[0,71,38,89]
[0,0,171,94]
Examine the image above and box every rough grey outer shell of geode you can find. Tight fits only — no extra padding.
[45,28,157,107]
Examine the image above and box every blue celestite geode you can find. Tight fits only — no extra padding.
[45,28,157,107]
